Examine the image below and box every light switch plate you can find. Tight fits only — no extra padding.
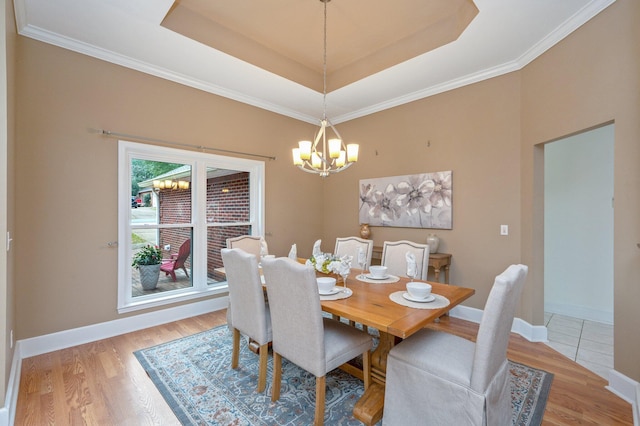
[500,225,509,235]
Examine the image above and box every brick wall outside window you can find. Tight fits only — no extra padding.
[158,172,250,279]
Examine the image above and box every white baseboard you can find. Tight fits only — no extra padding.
[452,305,638,413]
[18,297,228,359]
[3,296,229,426]
[2,341,22,426]
[449,305,548,342]
[607,369,640,406]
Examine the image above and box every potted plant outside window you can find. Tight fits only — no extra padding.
[132,245,163,290]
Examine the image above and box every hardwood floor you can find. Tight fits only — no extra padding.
[14,311,633,425]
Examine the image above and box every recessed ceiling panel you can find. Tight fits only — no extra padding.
[162,0,479,92]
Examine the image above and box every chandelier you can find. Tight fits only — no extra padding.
[152,179,190,192]
[292,0,359,177]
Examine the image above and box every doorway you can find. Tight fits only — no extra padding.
[543,123,614,378]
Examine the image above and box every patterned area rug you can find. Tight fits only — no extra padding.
[135,325,553,425]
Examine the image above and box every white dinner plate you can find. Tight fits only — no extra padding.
[402,292,435,303]
[319,287,341,296]
[365,274,390,280]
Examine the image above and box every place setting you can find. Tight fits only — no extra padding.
[317,276,352,301]
[356,265,400,284]
[389,252,450,309]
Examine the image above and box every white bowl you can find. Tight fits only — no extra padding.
[317,277,336,294]
[369,265,388,278]
[406,282,432,300]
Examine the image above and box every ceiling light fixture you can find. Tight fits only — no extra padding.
[152,179,190,192]
[292,0,359,177]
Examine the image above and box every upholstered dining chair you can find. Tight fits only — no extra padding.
[381,240,430,280]
[220,248,272,393]
[382,264,528,426]
[226,235,268,259]
[334,236,373,268]
[261,257,373,426]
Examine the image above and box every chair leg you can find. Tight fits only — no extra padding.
[181,266,189,278]
[314,375,326,426]
[362,350,371,390]
[271,352,282,402]
[231,328,240,369]
[257,343,268,393]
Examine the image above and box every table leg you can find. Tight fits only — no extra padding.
[433,267,441,282]
[353,331,397,425]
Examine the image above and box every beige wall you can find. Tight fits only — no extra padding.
[323,73,523,309]
[1,0,16,404]
[13,36,324,338]
[9,0,639,388]
[520,0,640,381]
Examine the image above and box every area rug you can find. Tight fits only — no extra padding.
[134,325,553,425]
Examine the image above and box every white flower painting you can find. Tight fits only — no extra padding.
[359,171,452,229]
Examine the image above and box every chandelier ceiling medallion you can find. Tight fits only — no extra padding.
[292,0,359,177]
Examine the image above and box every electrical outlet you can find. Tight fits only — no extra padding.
[164,244,171,251]
[500,225,509,236]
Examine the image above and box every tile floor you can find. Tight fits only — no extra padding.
[544,312,613,380]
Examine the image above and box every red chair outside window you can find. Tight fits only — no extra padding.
[160,239,191,281]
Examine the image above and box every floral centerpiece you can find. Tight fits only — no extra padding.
[131,244,163,267]
[307,252,353,278]
[307,253,343,274]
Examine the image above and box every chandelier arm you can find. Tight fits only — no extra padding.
[313,120,326,148]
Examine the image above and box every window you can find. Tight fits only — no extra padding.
[118,141,265,313]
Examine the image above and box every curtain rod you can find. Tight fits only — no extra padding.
[92,128,276,161]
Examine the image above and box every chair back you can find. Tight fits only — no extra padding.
[334,236,373,267]
[174,239,191,268]
[381,240,430,280]
[221,248,270,345]
[226,235,266,259]
[471,264,528,391]
[261,257,326,377]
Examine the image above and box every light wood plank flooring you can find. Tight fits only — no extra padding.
[14,311,633,425]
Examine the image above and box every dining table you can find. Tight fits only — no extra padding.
[318,269,475,425]
[220,258,475,424]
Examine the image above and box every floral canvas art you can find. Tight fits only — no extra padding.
[359,171,452,229]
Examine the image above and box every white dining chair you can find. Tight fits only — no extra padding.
[382,264,528,426]
[221,248,272,393]
[381,240,430,280]
[334,236,373,268]
[261,257,373,426]
[226,235,268,259]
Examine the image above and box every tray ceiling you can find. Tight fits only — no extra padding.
[14,0,616,124]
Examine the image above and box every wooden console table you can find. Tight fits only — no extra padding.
[371,246,452,283]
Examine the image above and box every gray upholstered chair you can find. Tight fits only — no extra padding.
[226,235,267,259]
[261,257,373,426]
[334,236,374,268]
[221,248,272,393]
[381,240,430,280]
[382,264,528,426]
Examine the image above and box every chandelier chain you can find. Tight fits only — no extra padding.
[322,0,327,120]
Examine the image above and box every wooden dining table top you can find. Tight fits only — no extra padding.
[320,270,475,339]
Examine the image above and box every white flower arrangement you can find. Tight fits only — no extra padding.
[307,253,352,275]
